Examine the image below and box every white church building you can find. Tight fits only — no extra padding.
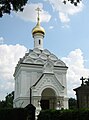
[13,8,68,114]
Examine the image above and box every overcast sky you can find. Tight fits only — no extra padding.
[0,0,89,100]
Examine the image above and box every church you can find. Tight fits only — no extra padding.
[13,8,68,115]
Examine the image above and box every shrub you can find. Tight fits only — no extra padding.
[38,109,89,120]
[0,108,27,120]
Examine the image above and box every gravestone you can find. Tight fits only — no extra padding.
[74,77,89,108]
[25,104,36,120]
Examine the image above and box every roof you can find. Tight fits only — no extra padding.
[73,85,89,92]
[16,48,67,66]
[14,48,68,76]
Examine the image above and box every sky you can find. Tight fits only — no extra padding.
[0,0,89,100]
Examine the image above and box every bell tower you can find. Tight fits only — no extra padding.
[32,7,45,50]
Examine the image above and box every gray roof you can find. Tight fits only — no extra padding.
[17,48,66,67]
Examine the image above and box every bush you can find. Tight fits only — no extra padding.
[38,109,89,120]
[0,108,27,120]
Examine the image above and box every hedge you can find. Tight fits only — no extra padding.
[0,108,28,120]
[37,109,89,120]
[1,108,89,120]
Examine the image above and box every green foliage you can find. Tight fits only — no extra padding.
[0,0,28,17]
[0,108,28,120]
[0,91,14,109]
[0,100,6,109]
[38,109,89,120]
[0,0,82,17]
[69,98,77,109]
[5,91,14,108]
[63,0,82,6]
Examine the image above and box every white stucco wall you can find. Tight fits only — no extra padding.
[13,48,68,110]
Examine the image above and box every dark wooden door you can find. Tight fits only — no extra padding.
[41,100,49,110]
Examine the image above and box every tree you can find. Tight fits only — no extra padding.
[0,0,82,17]
[0,100,6,109]
[0,0,28,17]
[68,98,77,109]
[5,91,14,108]
[0,91,14,109]
[63,0,82,6]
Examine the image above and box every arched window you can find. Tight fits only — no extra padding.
[39,40,41,45]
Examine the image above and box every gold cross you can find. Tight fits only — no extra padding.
[35,7,41,22]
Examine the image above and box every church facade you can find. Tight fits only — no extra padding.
[13,8,68,115]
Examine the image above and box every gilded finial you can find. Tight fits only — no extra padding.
[35,7,41,25]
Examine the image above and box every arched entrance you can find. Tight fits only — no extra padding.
[40,88,56,110]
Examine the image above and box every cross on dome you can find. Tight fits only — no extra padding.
[35,7,41,24]
[32,7,45,37]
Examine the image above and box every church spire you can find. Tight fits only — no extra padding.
[32,7,45,50]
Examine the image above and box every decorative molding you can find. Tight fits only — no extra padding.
[35,58,45,64]
[43,61,53,73]
[29,51,39,59]
[23,57,34,63]
[42,49,51,55]
[32,73,64,96]
[33,48,41,54]
[54,60,66,66]
[49,54,58,61]
[39,53,47,60]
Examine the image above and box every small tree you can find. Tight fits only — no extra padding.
[0,91,14,109]
[0,100,6,109]
[5,91,14,108]
[69,98,77,109]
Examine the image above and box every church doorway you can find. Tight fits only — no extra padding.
[41,88,56,110]
[41,100,49,110]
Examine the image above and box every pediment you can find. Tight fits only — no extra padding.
[44,61,53,68]
[32,73,64,96]
[49,54,58,61]
[33,48,41,54]
[54,60,66,66]
[45,62,53,68]
[39,53,47,60]
[43,61,54,73]
[23,57,34,63]
[29,51,39,59]
[35,58,44,64]
[42,49,51,55]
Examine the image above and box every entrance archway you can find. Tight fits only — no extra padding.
[40,88,56,110]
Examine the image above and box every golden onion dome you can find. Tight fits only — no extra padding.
[32,24,45,35]
[32,21,45,36]
[32,7,45,37]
